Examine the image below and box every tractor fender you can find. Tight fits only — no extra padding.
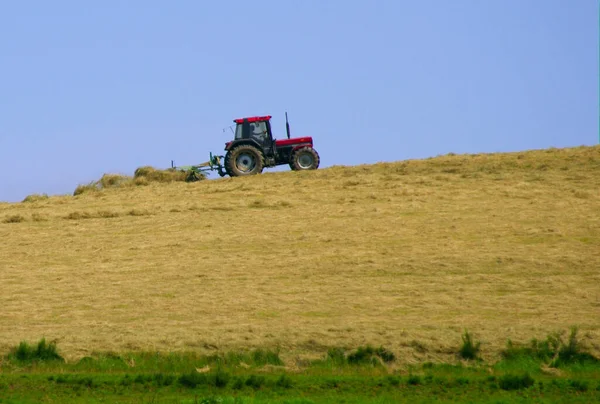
[291,144,314,152]
[224,139,263,152]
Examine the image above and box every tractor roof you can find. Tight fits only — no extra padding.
[233,115,272,124]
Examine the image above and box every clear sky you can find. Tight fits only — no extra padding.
[0,1,597,202]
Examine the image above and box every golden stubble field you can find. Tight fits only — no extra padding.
[1,146,599,364]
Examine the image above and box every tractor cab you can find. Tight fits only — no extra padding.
[231,116,275,157]
[233,116,273,141]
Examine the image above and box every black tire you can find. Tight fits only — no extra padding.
[223,153,234,177]
[290,147,320,171]
[225,145,264,177]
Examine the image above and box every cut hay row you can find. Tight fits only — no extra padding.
[73,166,198,196]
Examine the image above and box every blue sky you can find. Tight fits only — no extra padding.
[0,1,597,202]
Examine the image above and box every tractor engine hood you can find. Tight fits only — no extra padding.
[275,137,313,147]
[225,137,313,151]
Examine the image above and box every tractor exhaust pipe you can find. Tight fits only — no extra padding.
[285,112,291,139]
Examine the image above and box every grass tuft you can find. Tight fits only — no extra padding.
[347,346,373,365]
[502,338,554,362]
[3,214,26,223]
[245,374,266,389]
[376,347,396,363]
[178,370,207,388]
[7,338,64,362]
[459,330,481,360]
[134,374,152,384]
[31,213,49,222]
[119,375,133,386]
[212,369,231,388]
[65,211,92,220]
[568,379,589,392]
[347,345,395,365]
[552,327,598,367]
[249,199,268,208]
[323,346,395,366]
[407,374,422,386]
[97,210,120,218]
[502,327,598,367]
[387,375,401,386]
[73,182,99,196]
[498,373,535,390]
[231,377,244,390]
[326,348,347,365]
[128,209,151,216]
[154,373,176,386]
[251,349,283,366]
[276,374,293,388]
[22,193,49,203]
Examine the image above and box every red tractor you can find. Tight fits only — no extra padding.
[221,114,320,176]
[173,114,320,180]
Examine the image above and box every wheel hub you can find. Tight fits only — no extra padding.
[236,152,256,173]
[298,153,314,169]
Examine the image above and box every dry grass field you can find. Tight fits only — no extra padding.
[1,146,599,364]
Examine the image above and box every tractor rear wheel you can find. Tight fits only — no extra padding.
[225,145,264,176]
[223,153,234,177]
[290,147,320,171]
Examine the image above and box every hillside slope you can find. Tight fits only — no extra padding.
[1,146,599,362]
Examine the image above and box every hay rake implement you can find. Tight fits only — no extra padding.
[171,153,227,182]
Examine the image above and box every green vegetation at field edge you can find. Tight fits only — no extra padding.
[1,338,599,404]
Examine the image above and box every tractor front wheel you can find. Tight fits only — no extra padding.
[290,147,320,171]
[225,145,264,177]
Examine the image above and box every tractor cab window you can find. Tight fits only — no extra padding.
[235,120,268,142]
[234,123,244,140]
[250,121,268,141]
